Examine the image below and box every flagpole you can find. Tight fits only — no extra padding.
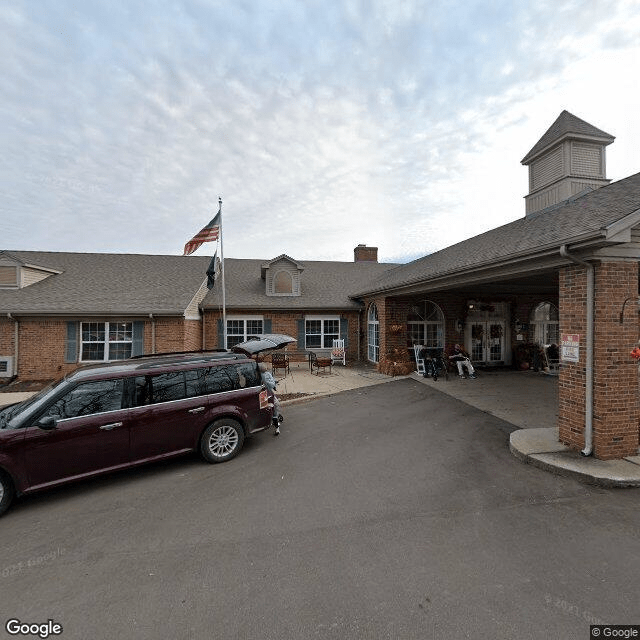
[218,196,227,350]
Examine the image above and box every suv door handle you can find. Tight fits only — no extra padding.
[100,422,122,430]
[188,407,205,414]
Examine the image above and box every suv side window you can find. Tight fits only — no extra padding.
[43,379,125,419]
[236,362,261,388]
[185,364,239,398]
[132,373,186,406]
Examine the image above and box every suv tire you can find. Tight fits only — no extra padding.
[201,418,245,463]
[0,472,15,517]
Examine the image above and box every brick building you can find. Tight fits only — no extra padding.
[1,111,639,460]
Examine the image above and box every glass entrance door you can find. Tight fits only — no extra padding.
[467,320,506,365]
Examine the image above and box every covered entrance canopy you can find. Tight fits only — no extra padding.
[352,172,640,460]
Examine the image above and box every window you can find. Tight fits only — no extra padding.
[132,373,185,405]
[185,365,237,397]
[81,322,133,362]
[305,317,339,349]
[367,304,379,363]
[406,301,444,351]
[226,318,263,348]
[45,379,124,419]
[530,302,559,346]
[273,271,293,294]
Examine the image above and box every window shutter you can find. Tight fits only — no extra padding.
[263,319,272,334]
[217,319,224,349]
[297,319,305,350]
[65,322,78,363]
[132,321,144,356]
[340,318,348,348]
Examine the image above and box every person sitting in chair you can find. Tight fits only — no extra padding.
[449,344,476,379]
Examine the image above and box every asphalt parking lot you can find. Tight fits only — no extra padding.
[0,378,638,639]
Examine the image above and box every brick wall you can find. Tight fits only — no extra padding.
[7,316,202,380]
[0,318,14,356]
[14,319,79,380]
[204,310,362,361]
[592,261,639,459]
[558,265,587,450]
[558,261,640,460]
[154,318,202,353]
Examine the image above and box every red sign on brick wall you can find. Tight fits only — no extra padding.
[561,333,580,363]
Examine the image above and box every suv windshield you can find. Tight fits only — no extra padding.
[0,378,66,429]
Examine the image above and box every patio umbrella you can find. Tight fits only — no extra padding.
[230,334,296,356]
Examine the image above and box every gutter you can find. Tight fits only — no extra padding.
[559,245,594,456]
[351,228,614,299]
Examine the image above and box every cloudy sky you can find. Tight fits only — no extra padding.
[2,0,639,263]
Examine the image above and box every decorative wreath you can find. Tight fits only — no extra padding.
[471,325,484,340]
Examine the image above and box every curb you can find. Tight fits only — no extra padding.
[509,434,640,488]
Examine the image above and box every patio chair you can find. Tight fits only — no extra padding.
[271,352,290,376]
[309,351,332,375]
[331,339,346,366]
[413,345,426,375]
[543,344,561,374]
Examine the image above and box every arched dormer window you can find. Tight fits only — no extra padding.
[273,270,293,294]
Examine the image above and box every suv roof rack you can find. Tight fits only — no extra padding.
[128,349,230,360]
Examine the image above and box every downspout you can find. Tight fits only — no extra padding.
[200,305,206,351]
[7,313,18,377]
[559,245,594,456]
[149,314,156,354]
[357,309,361,362]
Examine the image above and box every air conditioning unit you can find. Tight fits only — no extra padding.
[0,356,14,377]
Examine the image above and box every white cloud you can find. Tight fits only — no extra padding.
[1,0,639,263]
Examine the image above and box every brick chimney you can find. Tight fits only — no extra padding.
[354,244,378,262]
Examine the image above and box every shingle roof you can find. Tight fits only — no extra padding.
[353,171,640,297]
[521,110,615,164]
[0,251,211,315]
[202,258,397,310]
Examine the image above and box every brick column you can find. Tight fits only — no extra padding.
[377,297,413,375]
[559,261,639,460]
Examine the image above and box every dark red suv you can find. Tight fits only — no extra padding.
[0,351,273,516]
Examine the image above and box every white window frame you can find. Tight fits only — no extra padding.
[305,315,340,350]
[406,301,445,352]
[367,304,379,363]
[80,322,133,362]
[529,302,559,346]
[226,316,264,348]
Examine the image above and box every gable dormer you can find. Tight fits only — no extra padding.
[261,254,304,296]
[521,110,614,216]
[0,252,61,289]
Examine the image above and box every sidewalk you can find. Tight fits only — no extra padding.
[275,360,399,403]
[411,369,640,488]
[0,362,398,410]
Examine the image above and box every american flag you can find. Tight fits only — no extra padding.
[183,210,221,256]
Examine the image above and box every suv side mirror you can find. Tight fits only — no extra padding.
[37,415,57,431]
